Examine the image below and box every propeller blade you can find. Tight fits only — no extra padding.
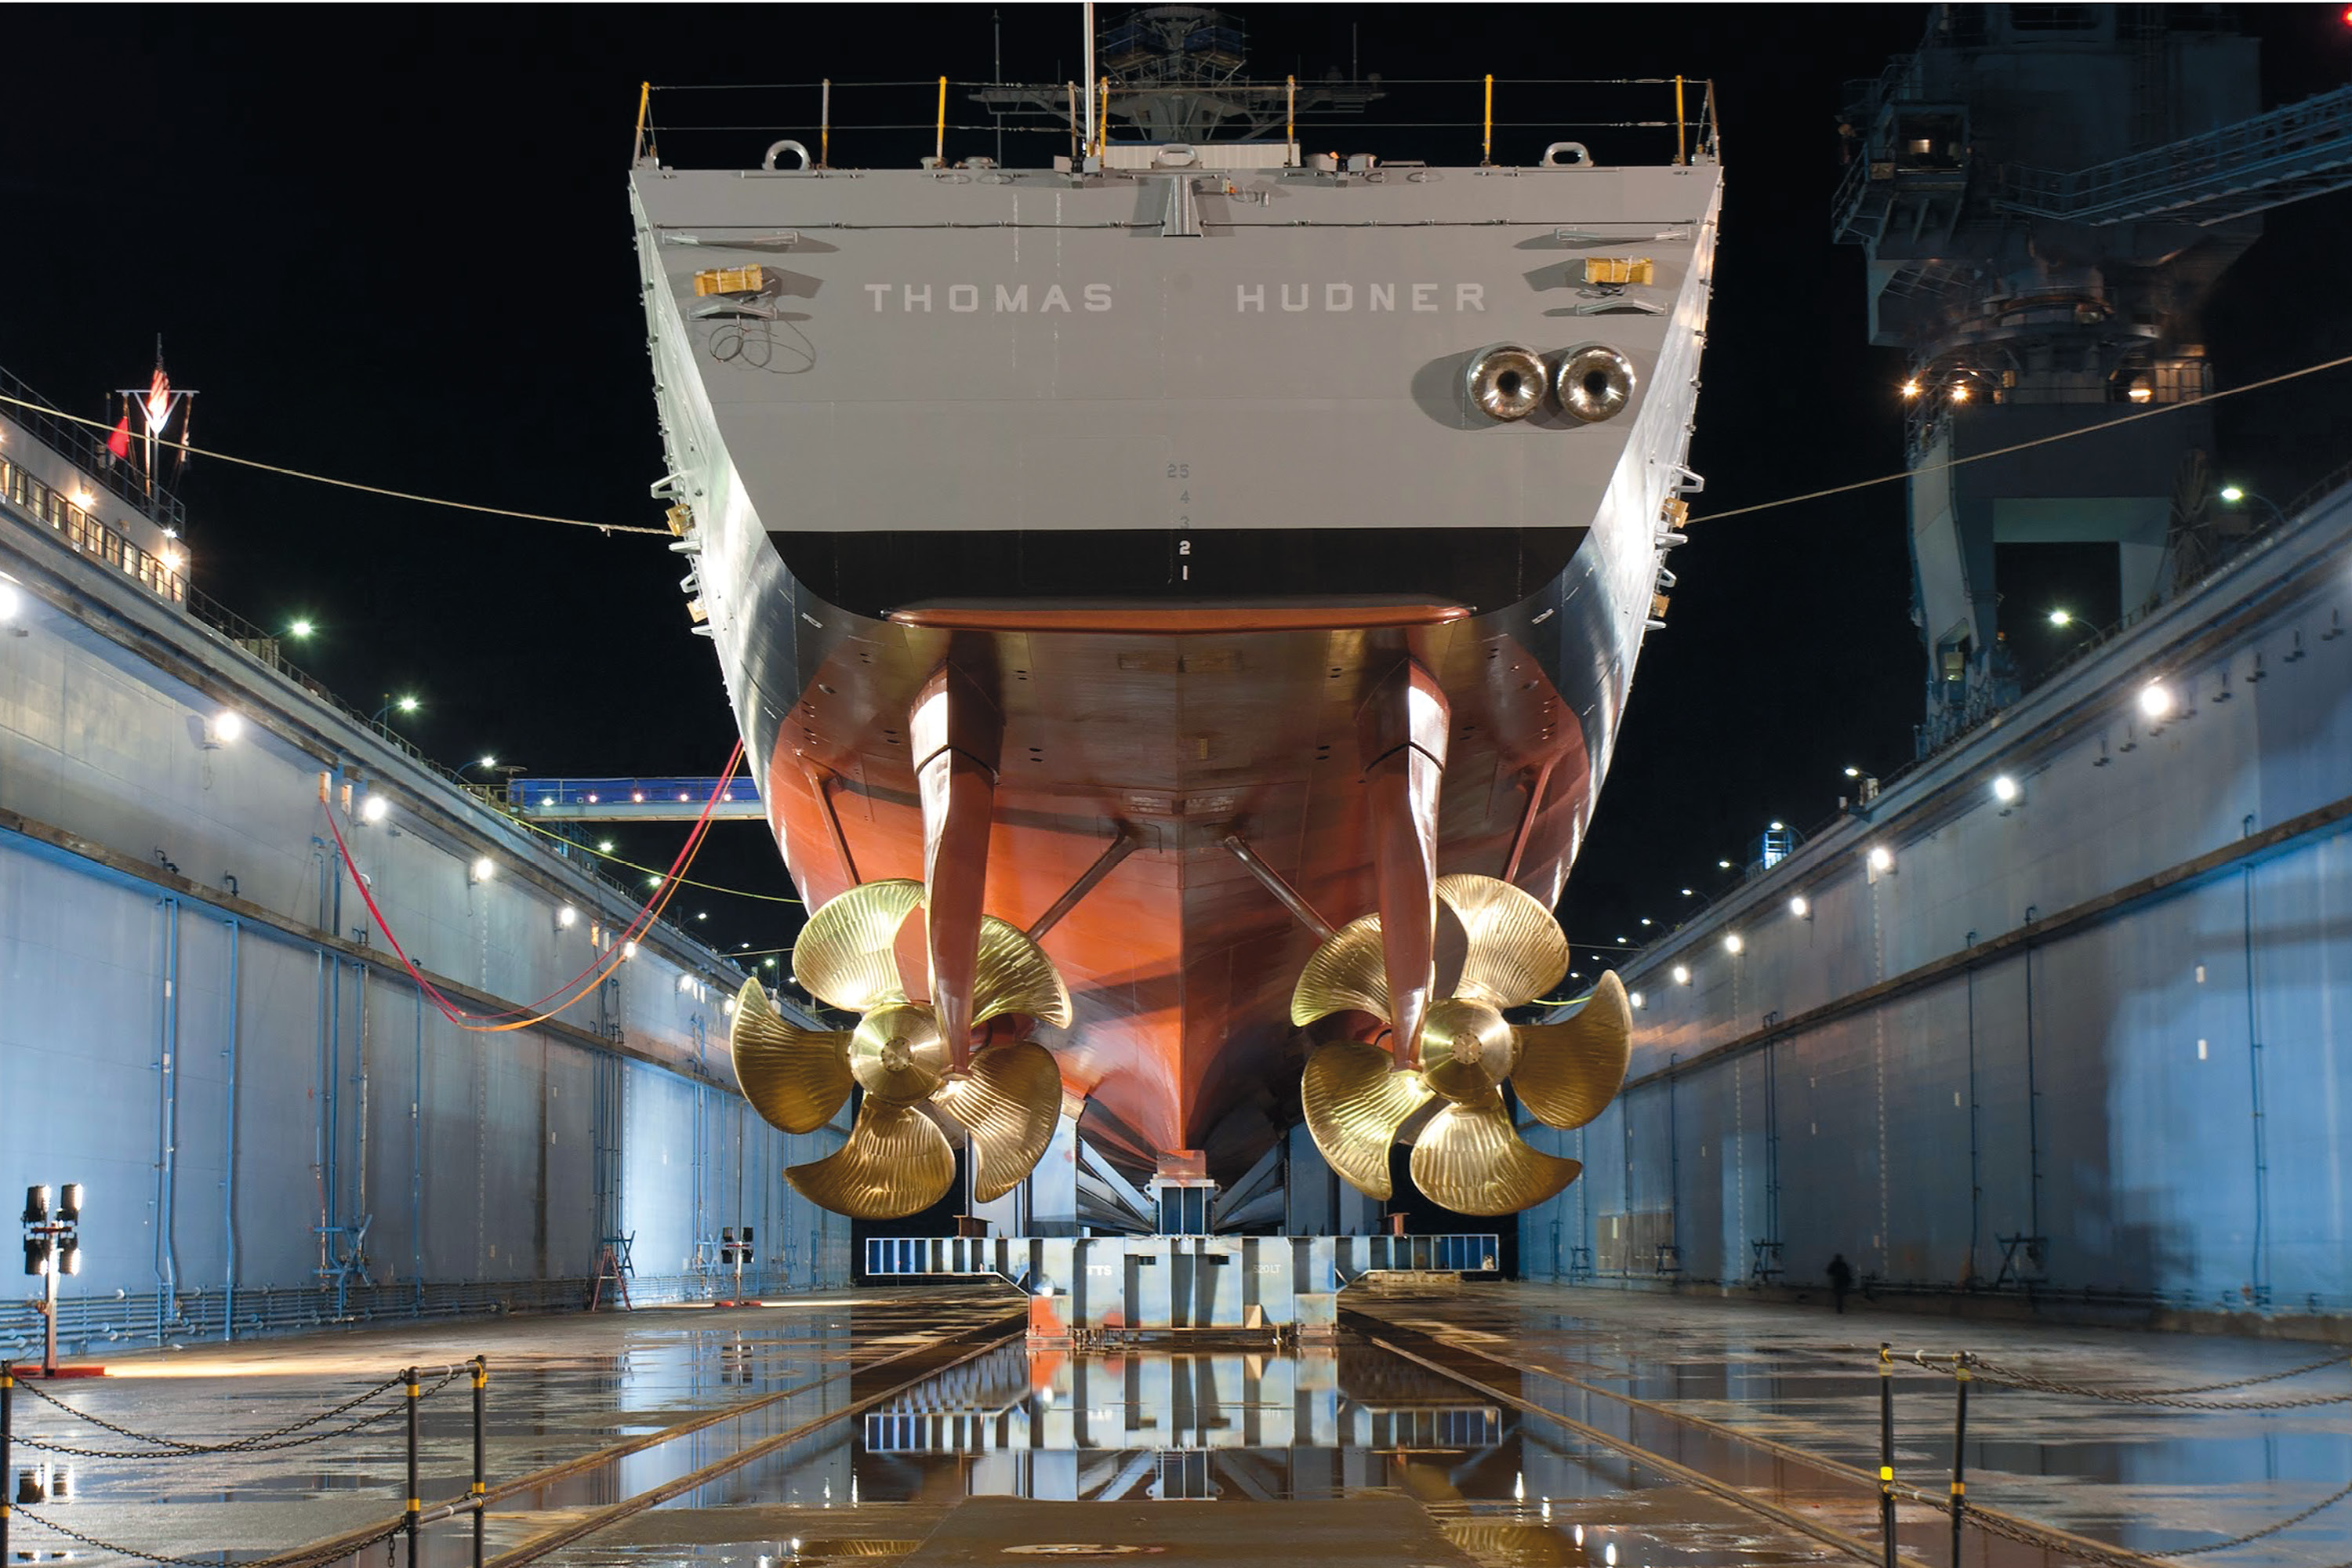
[1409,1092,1582,1215]
[1290,913,1392,1027]
[785,1098,956,1220]
[728,979,854,1134]
[934,1039,1064,1202]
[971,916,1073,1030]
[1512,970,1632,1131]
[793,880,924,1014]
[1436,873,1569,1010]
[1301,1040,1430,1200]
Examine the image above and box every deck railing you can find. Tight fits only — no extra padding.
[640,74,1718,172]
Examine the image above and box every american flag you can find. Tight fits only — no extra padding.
[142,359,172,434]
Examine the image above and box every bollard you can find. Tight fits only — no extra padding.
[1878,1342,1897,1568]
[1949,1352,1970,1568]
[2,1358,13,1564]
[472,1356,488,1568]
[405,1366,421,1565]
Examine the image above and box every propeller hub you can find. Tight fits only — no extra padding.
[1418,997,1519,1102]
[850,1001,948,1103]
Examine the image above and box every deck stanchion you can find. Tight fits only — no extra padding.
[472,1356,489,1568]
[1949,1352,1970,1568]
[2,1358,14,1563]
[1878,1342,1898,1568]
[405,1365,422,1564]
[935,75,948,166]
[1483,74,1495,166]
[820,79,831,169]
[1675,74,1687,165]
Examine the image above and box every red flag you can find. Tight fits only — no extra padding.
[107,414,132,459]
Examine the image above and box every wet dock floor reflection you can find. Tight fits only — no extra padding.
[575,1337,1842,1567]
[17,1283,2348,1566]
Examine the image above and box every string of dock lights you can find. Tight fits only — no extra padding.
[320,741,744,1033]
[1642,662,2209,996]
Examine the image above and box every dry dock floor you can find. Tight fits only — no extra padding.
[2,1281,2343,1567]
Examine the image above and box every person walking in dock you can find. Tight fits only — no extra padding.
[1825,1252,1854,1314]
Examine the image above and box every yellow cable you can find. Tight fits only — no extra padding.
[0,392,666,536]
[1693,351,2352,527]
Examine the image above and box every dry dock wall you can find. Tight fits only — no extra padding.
[1522,479,2352,1327]
[0,495,850,1354]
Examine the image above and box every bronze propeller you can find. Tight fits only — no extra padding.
[1293,873,1633,1216]
[729,878,1071,1220]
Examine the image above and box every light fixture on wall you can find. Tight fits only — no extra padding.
[1723,933,1744,955]
[199,710,244,748]
[1991,775,2020,813]
[0,574,23,623]
[1790,895,1811,919]
[1671,964,1690,985]
[359,793,390,826]
[470,855,495,884]
[1628,990,1646,1011]
[557,905,578,929]
[1867,844,1894,874]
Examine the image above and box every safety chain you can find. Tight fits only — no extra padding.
[12,1503,406,1568]
[1961,1355,2351,1410]
[1895,1476,2352,1568]
[13,1365,460,1457]
[2154,1475,2352,1557]
[13,1373,405,1457]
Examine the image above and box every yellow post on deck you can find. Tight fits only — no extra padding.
[1675,74,1687,165]
[936,75,948,165]
[633,81,650,165]
[1287,75,1298,165]
[821,78,831,168]
[1098,76,1111,156]
[1483,74,1494,165]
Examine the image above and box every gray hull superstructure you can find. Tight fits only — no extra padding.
[633,105,1719,1196]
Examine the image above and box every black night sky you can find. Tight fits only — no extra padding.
[7,5,2350,971]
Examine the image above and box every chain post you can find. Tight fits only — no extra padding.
[1879,1341,1897,1568]
[404,1365,421,1564]
[2,1358,14,1564]
[472,1356,488,1568]
[1950,1352,1970,1568]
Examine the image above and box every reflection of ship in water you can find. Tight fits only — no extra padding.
[856,1343,1592,1515]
